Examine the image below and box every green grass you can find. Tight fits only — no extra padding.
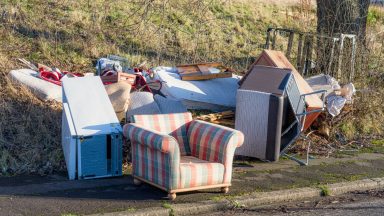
[0,0,383,176]
[318,185,331,197]
[61,214,78,216]
[162,202,174,216]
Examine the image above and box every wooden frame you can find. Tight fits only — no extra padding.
[176,62,234,81]
[100,72,136,85]
[133,175,230,200]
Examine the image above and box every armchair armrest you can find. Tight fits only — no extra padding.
[123,123,181,190]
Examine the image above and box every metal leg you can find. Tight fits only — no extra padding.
[281,133,313,166]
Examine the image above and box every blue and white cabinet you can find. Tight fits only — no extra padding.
[61,76,122,180]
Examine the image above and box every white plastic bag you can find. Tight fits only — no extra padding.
[326,94,347,117]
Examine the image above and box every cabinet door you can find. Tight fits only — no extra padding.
[79,135,107,179]
[111,133,123,176]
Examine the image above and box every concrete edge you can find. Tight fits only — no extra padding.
[92,177,384,216]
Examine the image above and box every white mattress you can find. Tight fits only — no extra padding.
[154,66,241,111]
[9,69,62,102]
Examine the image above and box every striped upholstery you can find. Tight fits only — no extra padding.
[188,120,244,183]
[180,156,224,189]
[124,123,180,190]
[131,113,192,156]
[123,112,244,192]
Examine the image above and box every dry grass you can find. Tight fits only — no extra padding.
[0,0,382,175]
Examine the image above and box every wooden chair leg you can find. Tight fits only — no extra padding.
[133,178,142,186]
[221,187,229,194]
[168,193,176,200]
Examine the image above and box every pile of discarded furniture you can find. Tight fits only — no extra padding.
[9,49,354,200]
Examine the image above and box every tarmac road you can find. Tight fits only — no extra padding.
[1,153,384,216]
[209,189,384,216]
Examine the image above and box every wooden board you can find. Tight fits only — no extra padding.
[177,62,233,81]
[239,50,323,130]
[100,72,136,85]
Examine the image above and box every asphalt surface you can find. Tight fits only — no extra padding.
[209,189,384,216]
[1,153,384,216]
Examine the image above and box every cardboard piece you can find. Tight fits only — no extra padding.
[105,82,132,121]
[240,50,323,130]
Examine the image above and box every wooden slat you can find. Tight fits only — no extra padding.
[180,72,232,81]
[100,72,136,85]
[177,62,234,81]
[133,175,230,193]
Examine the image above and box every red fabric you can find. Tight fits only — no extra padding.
[38,67,83,86]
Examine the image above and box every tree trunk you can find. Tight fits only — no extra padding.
[317,0,370,40]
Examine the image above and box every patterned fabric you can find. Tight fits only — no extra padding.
[123,113,244,191]
[124,123,180,190]
[131,112,193,156]
[188,120,244,183]
[179,156,224,189]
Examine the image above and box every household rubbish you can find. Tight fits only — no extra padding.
[96,55,130,76]
[305,73,355,117]
[125,91,188,122]
[62,76,122,180]
[176,62,234,81]
[305,74,340,97]
[240,49,324,130]
[154,66,240,111]
[38,65,83,86]
[235,65,325,164]
[123,112,244,200]
[9,69,62,102]
[326,83,356,117]
[105,82,132,121]
[101,72,136,86]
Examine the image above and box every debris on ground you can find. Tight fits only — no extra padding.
[176,62,234,81]
[195,110,235,127]
[62,76,123,180]
[154,66,240,111]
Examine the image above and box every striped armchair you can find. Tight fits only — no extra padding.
[123,112,244,200]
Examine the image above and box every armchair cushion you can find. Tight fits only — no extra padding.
[131,112,193,155]
[179,156,224,189]
[188,120,244,183]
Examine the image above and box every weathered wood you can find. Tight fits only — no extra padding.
[286,31,294,60]
[296,33,304,73]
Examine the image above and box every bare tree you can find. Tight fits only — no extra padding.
[316,0,370,78]
[317,0,370,40]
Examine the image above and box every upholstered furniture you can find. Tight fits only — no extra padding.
[123,112,244,200]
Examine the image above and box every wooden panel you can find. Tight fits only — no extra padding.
[100,72,136,85]
[177,62,233,81]
[180,72,232,81]
[197,65,210,75]
[258,50,323,108]
[133,176,231,193]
